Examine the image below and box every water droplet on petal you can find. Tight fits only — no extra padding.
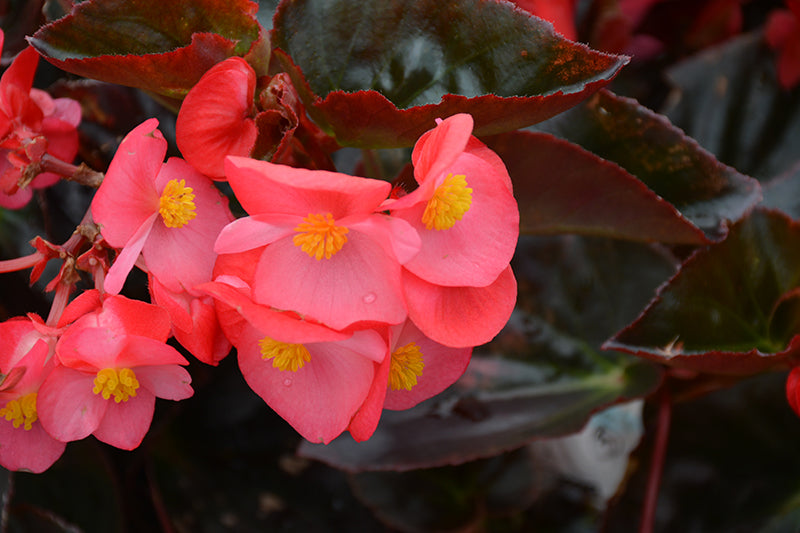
[283,378,292,387]
[363,292,376,304]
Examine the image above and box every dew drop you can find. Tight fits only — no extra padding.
[363,292,376,304]
[283,378,292,387]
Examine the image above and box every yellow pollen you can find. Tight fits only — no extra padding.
[93,368,140,403]
[159,178,197,228]
[259,337,311,372]
[388,342,425,391]
[0,392,38,431]
[422,173,473,230]
[293,212,349,260]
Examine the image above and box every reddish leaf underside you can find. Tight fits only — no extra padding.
[486,130,709,244]
[272,0,628,147]
[605,208,800,375]
[28,0,266,99]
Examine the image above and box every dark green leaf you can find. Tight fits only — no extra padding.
[29,0,267,99]
[534,89,762,241]
[606,208,800,375]
[272,0,627,147]
[486,130,709,244]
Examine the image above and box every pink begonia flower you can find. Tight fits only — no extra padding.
[0,316,65,473]
[91,118,234,295]
[0,29,80,209]
[215,156,421,330]
[767,0,800,90]
[148,274,232,366]
[200,250,387,444]
[385,113,519,289]
[37,292,193,450]
[176,57,258,179]
[348,318,472,441]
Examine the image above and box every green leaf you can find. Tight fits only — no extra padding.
[663,32,800,181]
[298,237,671,471]
[606,208,800,375]
[29,0,267,99]
[534,89,762,240]
[486,130,709,244]
[272,0,628,147]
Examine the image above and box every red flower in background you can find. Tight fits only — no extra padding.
[766,0,800,90]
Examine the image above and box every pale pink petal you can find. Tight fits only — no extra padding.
[403,266,518,348]
[103,212,157,295]
[237,326,375,444]
[224,156,391,217]
[384,320,472,410]
[91,119,165,247]
[335,329,388,363]
[115,336,189,368]
[135,365,193,400]
[346,213,421,265]
[37,366,106,442]
[0,419,66,473]
[214,214,297,254]
[252,232,407,330]
[92,389,155,450]
[56,326,123,371]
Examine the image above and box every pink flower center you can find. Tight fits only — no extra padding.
[422,173,473,231]
[0,392,38,431]
[259,337,311,372]
[159,179,197,228]
[292,212,349,260]
[93,368,140,403]
[388,342,425,391]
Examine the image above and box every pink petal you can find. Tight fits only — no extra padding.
[176,57,257,179]
[91,119,165,247]
[346,213,421,265]
[214,214,298,254]
[99,293,173,341]
[115,336,189,368]
[103,212,157,295]
[92,389,155,450]
[403,266,518,348]
[348,351,391,442]
[0,419,66,473]
[253,232,407,330]
[37,366,106,442]
[58,289,102,327]
[135,365,193,400]
[224,156,391,217]
[237,326,375,444]
[384,320,472,410]
[56,325,124,371]
[411,113,473,185]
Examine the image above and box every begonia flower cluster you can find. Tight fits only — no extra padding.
[0,45,519,472]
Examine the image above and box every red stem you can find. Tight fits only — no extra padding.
[639,384,672,533]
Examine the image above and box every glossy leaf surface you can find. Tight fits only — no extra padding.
[272,0,628,147]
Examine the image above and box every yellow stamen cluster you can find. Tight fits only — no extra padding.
[259,337,311,372]
[159,179,197,228]
[293,212,349,260]
[388,342,425,391]
[93,368,140,403]
[422,173,473,230]
[0,392,38,431]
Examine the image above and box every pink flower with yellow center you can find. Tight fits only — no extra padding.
[214,156,420,330]
[0,316,64,473]
[37,292,193,450]
[91,118,234,295]
[200,249,387,444]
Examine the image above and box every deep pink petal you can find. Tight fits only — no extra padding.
[57,289,102,328]
[99,293,173,341]
[176,57,257,179]
[224,156,391,217]
[135,365,193,400]
[0,419,66,473]
[253,232,407,330]
[348,350,391,442]
[237,326,375,444]
[91,119,165,247]
[37,366,106,442]
[411,113,473,185]
[92,390,155,450]
[403,266,518,348]
[214,214,298,254]
[384,320,472,410]
[115,336,189,368]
